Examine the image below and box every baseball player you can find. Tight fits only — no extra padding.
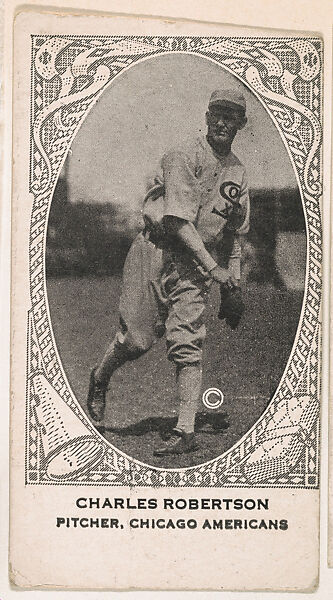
[87,89,250,456]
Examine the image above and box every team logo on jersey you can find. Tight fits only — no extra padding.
[212,181,245,228]
[211,205,231,219]
[219,181,241,204]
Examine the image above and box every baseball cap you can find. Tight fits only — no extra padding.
[208,89,246,114]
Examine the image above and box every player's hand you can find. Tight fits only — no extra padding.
[227,274,240,290]
[210,265,231,285]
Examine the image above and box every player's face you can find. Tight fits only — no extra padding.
[206,105,246,147]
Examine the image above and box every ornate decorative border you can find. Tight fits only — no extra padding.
[26,35,322,487]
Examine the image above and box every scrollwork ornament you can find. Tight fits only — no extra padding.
[26,35,322,488]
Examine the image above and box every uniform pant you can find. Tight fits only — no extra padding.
[112,232,211,367]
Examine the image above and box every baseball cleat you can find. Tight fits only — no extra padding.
[153,429,199,456]
[87,367,107,422]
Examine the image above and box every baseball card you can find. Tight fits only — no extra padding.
[8,3,328,591]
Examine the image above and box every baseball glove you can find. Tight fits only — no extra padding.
[218,282,245,330]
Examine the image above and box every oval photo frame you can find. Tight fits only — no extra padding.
[28,37,321,487]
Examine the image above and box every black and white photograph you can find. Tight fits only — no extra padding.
[46,53,306,468]
[8,12,325,589]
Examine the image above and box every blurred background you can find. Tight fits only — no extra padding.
[45,54,307,467]
[46,53,306,289]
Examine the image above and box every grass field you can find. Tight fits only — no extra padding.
[46,275,303,469]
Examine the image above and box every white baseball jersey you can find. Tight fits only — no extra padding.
[143,135,250,278]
